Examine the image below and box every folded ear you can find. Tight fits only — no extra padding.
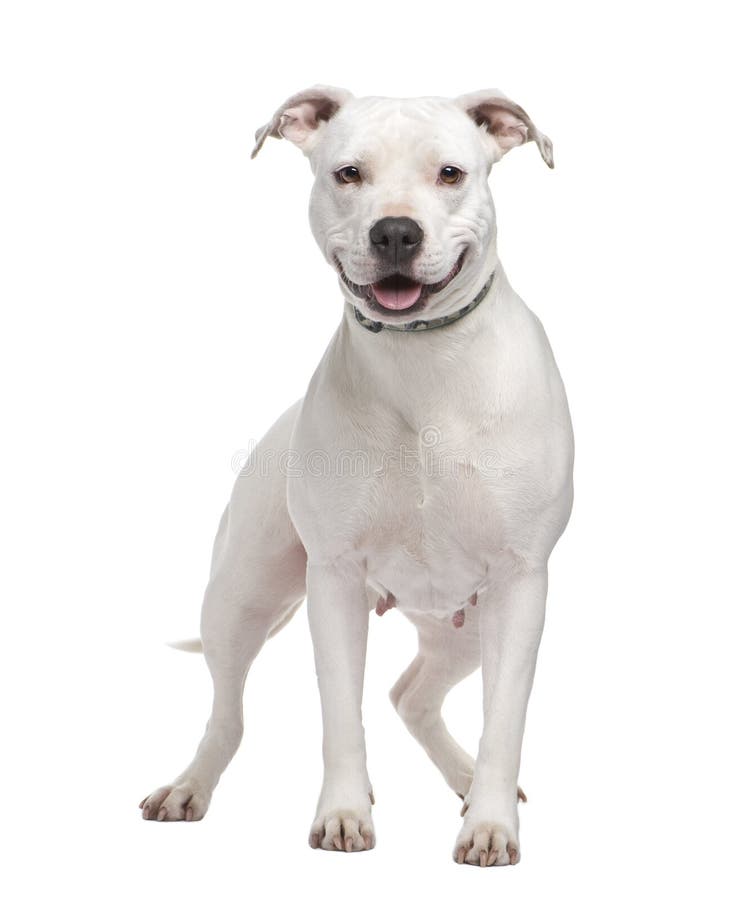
[251,84,353,159]
[455,89,554,168]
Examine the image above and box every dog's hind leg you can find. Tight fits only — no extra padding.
[390,607,527,807]
[140,401,307,822]
[390,609,482,801]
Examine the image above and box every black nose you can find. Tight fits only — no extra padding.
[369,216,423,265]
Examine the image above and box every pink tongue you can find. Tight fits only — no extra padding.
[372,281,422,310]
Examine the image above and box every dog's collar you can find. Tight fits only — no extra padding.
[352,271,496,334]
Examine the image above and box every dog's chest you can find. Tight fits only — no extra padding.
[290,409,549,616]
[288,308,572,616]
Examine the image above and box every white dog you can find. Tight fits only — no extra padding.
[140,85,574,868]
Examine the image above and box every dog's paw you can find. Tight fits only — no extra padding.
[453,820,519,867]
[309,808,375,852]
[139,780,211,822]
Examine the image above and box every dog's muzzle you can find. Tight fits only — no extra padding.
[336,250,467,316]
[352,269,496,334]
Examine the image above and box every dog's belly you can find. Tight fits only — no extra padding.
[360,476,502,616]
[365,551,487,617]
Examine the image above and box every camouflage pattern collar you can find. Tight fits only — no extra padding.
[352,271,496,334]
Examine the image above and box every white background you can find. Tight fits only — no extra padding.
[1,1,741,897]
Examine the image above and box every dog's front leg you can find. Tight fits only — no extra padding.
[454,568,547,867]
[306,559,375,852]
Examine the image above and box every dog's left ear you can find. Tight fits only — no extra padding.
[251,85,354,159]
[455,90,554,168]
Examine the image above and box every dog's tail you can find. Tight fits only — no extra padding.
[167,638,203,653]
[166,599,304,655]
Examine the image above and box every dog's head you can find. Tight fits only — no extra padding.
[252,86,552,325]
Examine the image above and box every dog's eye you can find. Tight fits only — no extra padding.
[439,166,464,185]
[335,166,362,185]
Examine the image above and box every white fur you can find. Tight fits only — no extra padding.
[140,86,573,867]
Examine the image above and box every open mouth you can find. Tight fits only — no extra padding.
[336,251,467,316]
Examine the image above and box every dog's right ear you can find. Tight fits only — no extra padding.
[251,85,353,159]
